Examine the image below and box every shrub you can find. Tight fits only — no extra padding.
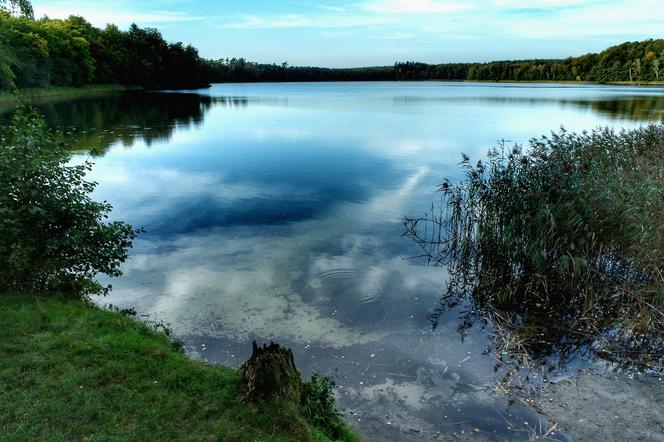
[301,372,349,440]
[0,106,140,297]
[405,125,664,366]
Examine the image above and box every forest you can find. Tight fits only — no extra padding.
[1,0,663,91]
[205,40,664,83]
[0,2,207,90]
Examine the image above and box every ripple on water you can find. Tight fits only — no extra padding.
[318,268,356,281]
[310,267,382,306]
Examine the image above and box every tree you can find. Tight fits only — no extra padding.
[0,107,140,297]
[630,59,641,81]
[653,57,660,81]
[5,26,50,88]
[0,0,33,18]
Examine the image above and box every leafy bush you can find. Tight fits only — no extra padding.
[0,107,140,297]
[0,0,33,18]
[301,372,350,440]
[405,125,664,365]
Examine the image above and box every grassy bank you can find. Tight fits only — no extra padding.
[0,293,358,441]
[0,85,142,103]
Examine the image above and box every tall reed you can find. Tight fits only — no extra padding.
[405,126,664,367]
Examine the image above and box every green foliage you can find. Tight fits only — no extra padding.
[0,13,208,91]
[302,372,357,441]
[0,0,33,18]
[405,125,664,365]
[1,4,663,91]
[203,57,395,83]
[204,40,664,84]
[0,293,357,441]
[0,107,140,297]
[466,40,664,82]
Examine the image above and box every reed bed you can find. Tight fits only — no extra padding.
[405,125,664,369]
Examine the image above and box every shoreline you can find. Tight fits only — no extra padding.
[0,83,214,105]
[0,85,143,104]
[3,80,662,104]
[205,79,664,87]
[0,293,358,441]
[468,79,664,86]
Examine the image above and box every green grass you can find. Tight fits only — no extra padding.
[0,85,141,103]
[0,293,358,442]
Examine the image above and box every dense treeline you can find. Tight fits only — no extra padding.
[0,10,206,90]
[205,40,664,84]
[202,59,473,82]
[1,0,663,91]
[202,59,394,83]
[466,40,664,82]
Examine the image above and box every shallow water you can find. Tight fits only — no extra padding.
[13,82,664,440]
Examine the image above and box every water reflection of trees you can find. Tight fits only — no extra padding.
[391,95,664,122]
[578,96,664,121]
[3,91,661,157]
[0,92,235,156]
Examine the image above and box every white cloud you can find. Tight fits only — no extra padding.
[370,31,417,40]
[31,0,664,62]
[214,12,391,29]
[360,0,474,13]
[209,0,469,31]
[317,4,348,12]
[492,0,598,7]
[33,1,202,28]
[496,0,664,39]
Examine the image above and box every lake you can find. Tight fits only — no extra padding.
[14,82,664,440]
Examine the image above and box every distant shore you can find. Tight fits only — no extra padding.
[0,85,142,104]
[443,79,663,86]
[3,80,663,106]
[208,79,664,86]
[465,79,664,86]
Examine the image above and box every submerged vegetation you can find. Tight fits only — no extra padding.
[405,125,664,369]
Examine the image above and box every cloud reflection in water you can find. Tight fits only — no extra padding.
[98,165,442,348]
[70,82,661,440]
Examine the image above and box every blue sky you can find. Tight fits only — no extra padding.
[31,0,663,67]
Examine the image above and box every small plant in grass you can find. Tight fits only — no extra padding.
[0,106,140,298]
[301,372,349,440]
[405,125,664,369]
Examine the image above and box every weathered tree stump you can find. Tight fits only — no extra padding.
[240,341,303,403]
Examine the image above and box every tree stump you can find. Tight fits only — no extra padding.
[240,341,303,404]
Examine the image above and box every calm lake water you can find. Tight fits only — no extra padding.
[13,82,664,440]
